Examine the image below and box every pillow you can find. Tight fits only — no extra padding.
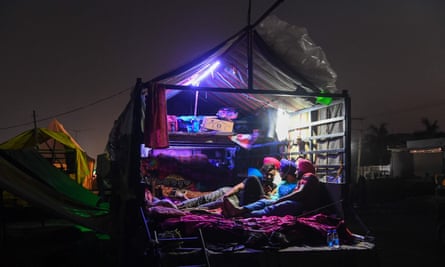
[147,206,186,219]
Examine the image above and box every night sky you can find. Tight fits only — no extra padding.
[1,0,444,158]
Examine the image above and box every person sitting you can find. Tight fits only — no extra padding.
[263,156,282,185]
[272,159,299,200]
[178,156,281,210]
[221,159,298,217]
[255,163,278,198]
[147,158,280,211]
[223,158,323,218]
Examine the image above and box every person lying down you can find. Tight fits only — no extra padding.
[145,166,274,212]
[145,158,324,220]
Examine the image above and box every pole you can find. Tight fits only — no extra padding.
[33,110,38,149]
[353,117,365,182]
[357,129,362,181]
[194,90,199,117]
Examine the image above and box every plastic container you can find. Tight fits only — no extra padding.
[326,229,334,247]
[332,229,340,248]
[327,229,340,248]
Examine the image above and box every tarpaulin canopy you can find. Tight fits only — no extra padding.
[152,15,339,117]
[107,14,345,155]
[0,149,110,233]
[0,119,93,187]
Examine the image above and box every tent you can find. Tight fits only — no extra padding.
[0,119,110,233]
[107,14,348,158]
[46,118,96,189]
[0,149,110,233]
[105,7,352,264]
[0,119,94,188]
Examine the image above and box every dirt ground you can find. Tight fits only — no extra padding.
[346,178,444,267]
[1,178,444,267]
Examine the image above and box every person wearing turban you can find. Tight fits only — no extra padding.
[263,156,282,185]
[223,158,323,218]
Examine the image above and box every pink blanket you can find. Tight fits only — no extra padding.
[155,212,354,248]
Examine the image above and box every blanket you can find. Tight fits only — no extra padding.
[148,206,354,250]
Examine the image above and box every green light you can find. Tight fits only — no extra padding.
[316,90,333,105]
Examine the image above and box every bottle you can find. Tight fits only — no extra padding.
[326,229,333,247]
[191,119,200,132]
[332,229,340,248]
[169,121,176,132]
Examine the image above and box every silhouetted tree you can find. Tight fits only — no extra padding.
[420,117,439,138]
[411,117,445,139]
[362,123,391,165]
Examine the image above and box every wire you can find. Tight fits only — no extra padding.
[0,86,132,130]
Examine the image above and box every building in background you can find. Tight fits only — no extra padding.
[388,138,445,179]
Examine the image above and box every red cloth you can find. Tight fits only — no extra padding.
[144,83,169,148]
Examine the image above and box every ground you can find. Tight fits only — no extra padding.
[1,178,444,267]
[347,178,444,267]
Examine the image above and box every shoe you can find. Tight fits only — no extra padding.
[175,190,187,199]
[222,196,244,217]
[244,232,268,249]
[268,231,290,248]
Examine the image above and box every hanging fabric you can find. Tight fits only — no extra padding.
[144,83,169,148]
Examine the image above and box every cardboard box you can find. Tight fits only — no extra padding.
[202,117,234,132]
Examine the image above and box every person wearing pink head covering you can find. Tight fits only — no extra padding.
[262,156,282,186]
[223,158,323,218]
[263,156,281,169]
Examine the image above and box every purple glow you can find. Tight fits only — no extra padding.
[186,61,220,86]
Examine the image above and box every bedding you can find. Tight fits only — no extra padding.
[147,206,355,250]
[141,154,236,192]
